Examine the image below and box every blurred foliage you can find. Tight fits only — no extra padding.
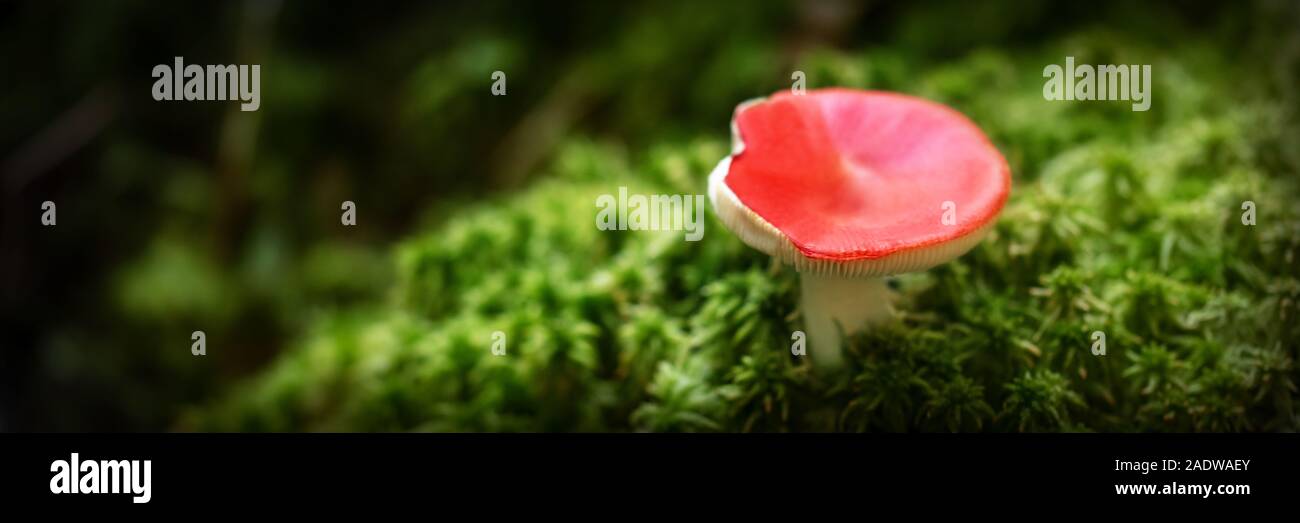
[197,0,1300,431]
[4,0,1298,432]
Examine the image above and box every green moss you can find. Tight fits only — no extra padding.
[192,19,1298,433]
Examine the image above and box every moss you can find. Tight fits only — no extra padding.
[193,14,1298,433]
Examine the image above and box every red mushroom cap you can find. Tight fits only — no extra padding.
[709,88,1010,276]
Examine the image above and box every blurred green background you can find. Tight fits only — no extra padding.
[1,0,1297,432]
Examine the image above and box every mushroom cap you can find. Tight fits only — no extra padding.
[709,88,1010,277]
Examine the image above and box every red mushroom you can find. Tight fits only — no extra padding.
[708,88,1010,368]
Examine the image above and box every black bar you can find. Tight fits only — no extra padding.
[1,433,1293,510]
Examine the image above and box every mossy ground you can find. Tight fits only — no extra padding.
[192,20,1300,432]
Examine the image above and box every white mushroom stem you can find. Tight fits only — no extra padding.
[799,272,895,369]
